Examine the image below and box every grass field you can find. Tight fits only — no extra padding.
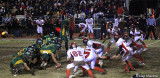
[0,39,160,78]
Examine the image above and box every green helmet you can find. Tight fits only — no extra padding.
[31,44,36,49]
[27,46,34,53]
[55,43,61,50]
[49,32,55,38]
[57,37,62,43]
[23,51,32,59]
[36,39,43,45]
[50,39,56,44]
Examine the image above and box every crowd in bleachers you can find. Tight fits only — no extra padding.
[0,0,126,25]
[0,0,160,40]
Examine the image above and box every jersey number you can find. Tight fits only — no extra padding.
[72,51,82,57]
[84,49,91,58]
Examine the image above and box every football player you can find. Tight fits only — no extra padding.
[86,15,94,39]
[130,26,147,51]
[66,42,94,78]
[103,26,121,55]
[10,51,35,76]
[39,39,61,69]
[78,23,87,37]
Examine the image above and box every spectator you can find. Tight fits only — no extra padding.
[12,18,22,37]
[126,15,134,28]
[11,6,17,15]
[80,11,86,20]
[26,17,33,36]
[114,16,121,27]
[156,15,160,39]
[155,5,160,18]
[117,5,124,16]
[137,14,147,34]
[145,14,157,40]
[69,16,75,40]
[6,14,12,34]
[80,0,86,6]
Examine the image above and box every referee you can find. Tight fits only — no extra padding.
[145,14,157,40]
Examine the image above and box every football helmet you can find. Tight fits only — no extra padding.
[70,42,77,48]
[87,40,93,47]
[83,38,88,45]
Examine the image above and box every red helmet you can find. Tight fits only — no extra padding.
[83,38,88,44]
[70,42,77,48]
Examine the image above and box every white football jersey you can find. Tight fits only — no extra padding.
[84,47,97,62]
[36,20,44,26]
[86,18,93,25]
[116,38,125,47]
[67,47,85,61]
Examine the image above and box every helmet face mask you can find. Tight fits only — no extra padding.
[27,46,34,53]
[57,37,62,43]
[24,51,32,59]
[36,39,43,46]
[50,39,56,44]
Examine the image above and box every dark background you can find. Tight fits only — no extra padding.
[129,0,158,15]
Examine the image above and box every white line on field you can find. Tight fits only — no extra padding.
[146,40,160,46]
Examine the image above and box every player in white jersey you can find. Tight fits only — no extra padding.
[73,44,106,76]
[86,16,94,39]
[66,42,94,78]
[85,41,107,73]
[78,23,87,37]
[104,26,121,55]
[83,39,106,58]
[113,32,145,73]
[114,33,136,73]
[83,38,110,67]
[130,27,147,51]
[36,17,44,39]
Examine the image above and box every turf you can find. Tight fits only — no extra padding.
[0,39,160,78]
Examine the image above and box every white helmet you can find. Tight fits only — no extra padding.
[70,42,77,48]
[87,40,93,47]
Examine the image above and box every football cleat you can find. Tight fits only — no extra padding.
[143,48,148,51]
[98,60,103,68]
[139,61,146,65]
[101,69,107,74]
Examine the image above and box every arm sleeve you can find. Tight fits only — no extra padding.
[91,18,93,25]
[67,50,71,59]
[81,24,87,32]
[85,19,88,24]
